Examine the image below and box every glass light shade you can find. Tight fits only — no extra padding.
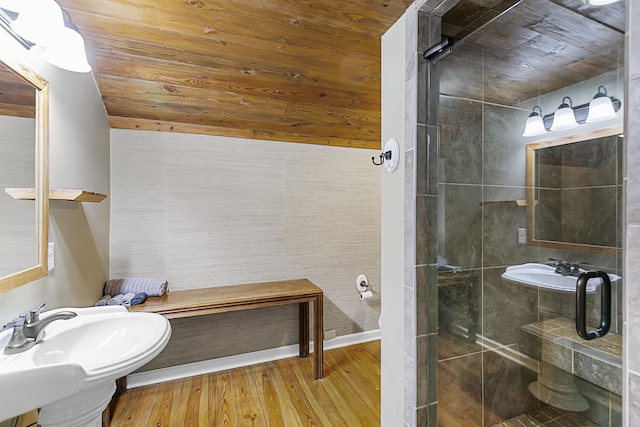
[585,96,617,123]
[41,27,91,73]
[589,0,621,5]
[10,0,64,46]
[0,0,25,13]
[522,114,547,137]
[550,105,578,131]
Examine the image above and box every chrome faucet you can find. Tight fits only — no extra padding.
[549,258,582,277]
[2,303,76,355]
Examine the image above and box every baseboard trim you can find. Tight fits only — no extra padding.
[127,328,381,389]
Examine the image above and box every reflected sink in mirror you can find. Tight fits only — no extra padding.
[0,305,171,424]
[501,263,620,292]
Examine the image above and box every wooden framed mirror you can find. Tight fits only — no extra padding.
[0,54,49,294]
[525,126,623,255]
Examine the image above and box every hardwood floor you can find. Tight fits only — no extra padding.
[110,341,380,426]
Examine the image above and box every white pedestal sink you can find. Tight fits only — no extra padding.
[501,263,620,292]
[0,305,171,426]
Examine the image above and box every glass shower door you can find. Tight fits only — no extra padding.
[428,1,625,426]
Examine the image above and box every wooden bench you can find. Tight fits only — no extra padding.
[128,278,324,379]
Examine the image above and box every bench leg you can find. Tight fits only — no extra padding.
[314,295,324,379]
[299,302,310,357]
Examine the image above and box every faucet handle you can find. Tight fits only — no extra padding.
[2,314,26,331]
[27,303,46,324]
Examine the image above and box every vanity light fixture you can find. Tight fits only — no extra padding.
[587,0,621,5]
[522,106,547,137]
[0,0,91,73]
[522,86,622,137]
[550,96,579,131]
[585,85,618,123]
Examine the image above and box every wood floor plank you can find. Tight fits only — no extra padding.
[271,359,326,426]
[212,371,237,427]
[110,341,381,426]
[109,384,157,426]
[149,379,184,426]
[258,365,286,426]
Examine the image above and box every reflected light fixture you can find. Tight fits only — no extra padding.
[550,96,579,131]
[522,106,547,137]
[0,0,91,73]
[585,85,617,123]
[10,0,63,46]
[41,26,91,73]
[588,0,621,5]
[522,86,622,138]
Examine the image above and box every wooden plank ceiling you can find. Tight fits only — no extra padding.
[52,0,412,149]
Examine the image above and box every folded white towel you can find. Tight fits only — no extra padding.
[104,278,168,297]
[94,295,111,306]
[107,294,125,305]
[121,292,136,307]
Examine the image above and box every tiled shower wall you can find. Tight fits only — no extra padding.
[401,0,640,425]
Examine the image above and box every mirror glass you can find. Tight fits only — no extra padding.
[526,127,623,255]
[0,57,49,293]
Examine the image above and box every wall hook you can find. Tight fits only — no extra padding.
[372,151,392,166]
[372,138,399,172]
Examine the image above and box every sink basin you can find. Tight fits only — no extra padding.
[0,305,170,423]
[501,263,620,292]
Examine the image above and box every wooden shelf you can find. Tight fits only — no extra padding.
[5,188,107,203]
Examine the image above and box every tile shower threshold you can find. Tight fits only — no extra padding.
[521,317,622,395]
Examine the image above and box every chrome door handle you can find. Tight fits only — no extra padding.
[576,271,611,340]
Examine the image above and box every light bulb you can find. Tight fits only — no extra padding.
[550,97,578,131]
[41,27,91,73]
[586,86,617,123]
[522,106,547,137]
[10,0,64,46]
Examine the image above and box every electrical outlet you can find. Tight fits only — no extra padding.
[48,242,55,270]
[517,228,527,244]
[324,329,336,340]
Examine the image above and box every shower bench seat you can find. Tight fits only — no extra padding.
[127,278,324,379]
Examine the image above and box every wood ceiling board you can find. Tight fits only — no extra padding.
[109,116,378,149]
[97,74,380,127]
[100,87,379,141]
[50,0,411,149]
[0,67,35,117]
[61,1,387,58]
[72,12,382,77]
[90,52,380,111]
[0,104,34,118]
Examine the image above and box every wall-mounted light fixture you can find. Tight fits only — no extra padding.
[587,0,621,5]
[522,86,621,137]
[585,86,618,123]
[550,96,579,131]
[522,106,546,137]
[0,0,91,73]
